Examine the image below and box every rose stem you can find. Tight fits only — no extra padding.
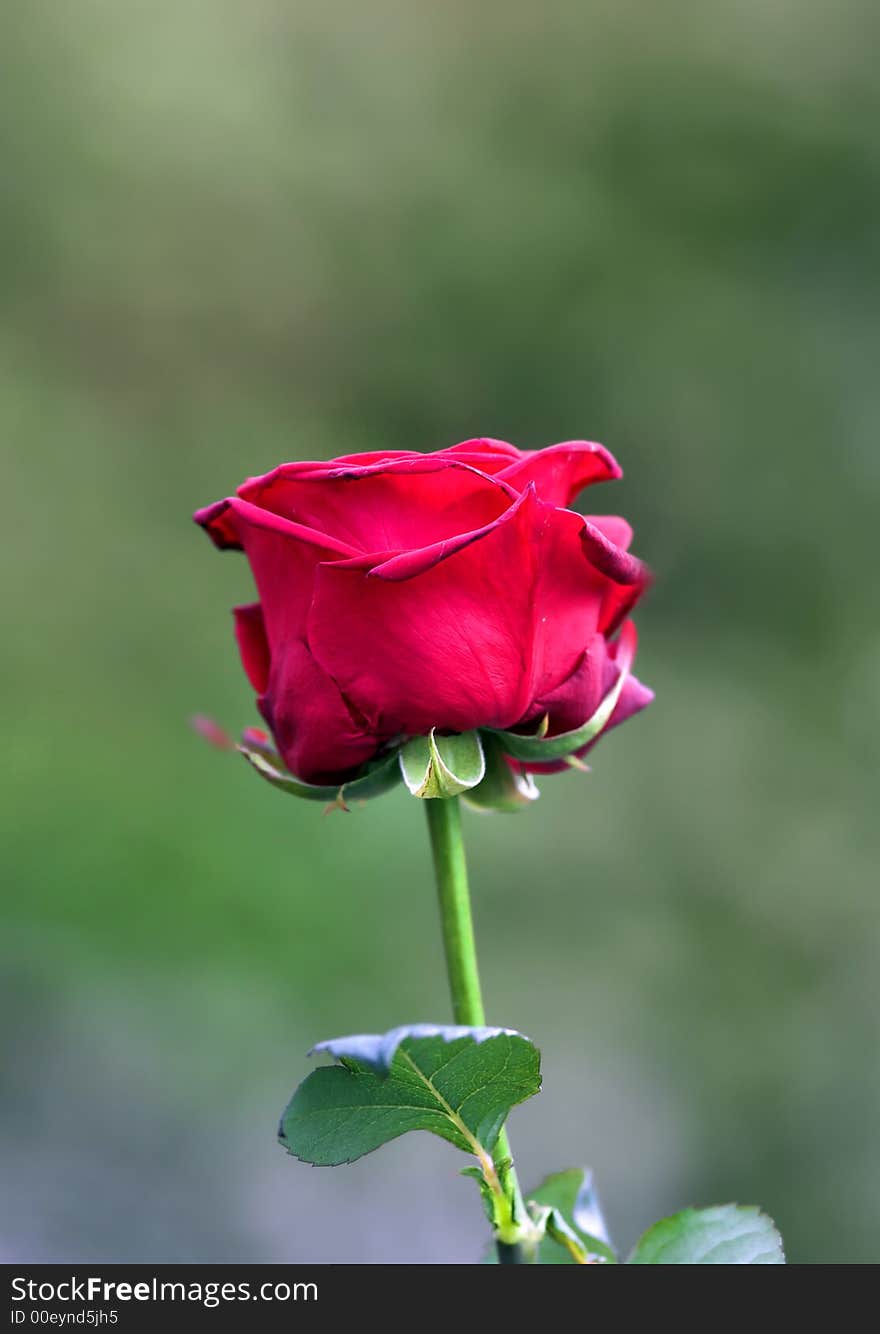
[424,795,532,1263]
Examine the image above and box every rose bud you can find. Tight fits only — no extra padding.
[194,439,652,806]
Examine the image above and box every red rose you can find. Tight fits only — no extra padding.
[195,439,652,785]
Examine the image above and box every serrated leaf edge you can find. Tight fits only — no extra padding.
[310,1022,524,1076]
[627,1203,785,1265]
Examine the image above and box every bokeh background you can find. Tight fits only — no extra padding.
[3,0,878,1264]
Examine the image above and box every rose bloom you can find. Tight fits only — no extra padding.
[195,439,652,785]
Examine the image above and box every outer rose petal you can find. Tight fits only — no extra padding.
[260,640,380,784]
[442,438,523,469]
[200,498,379,782]
[434,438,621,506]
[194,497,242,550]
[194,494,361,559]
[522,621,654,773]
[526,633,615,736]
[307,489,539,737]
[577,516,650,634]
[235,456,515,554]
[520,675,654,775]
[496,441,622,507]
[233,602,271,694]
[196,496,358,640]
[329,439,521,473]
[327,442,520,470]
[586,515,634,552]
[326,449,423,467]
[306,487,638,740]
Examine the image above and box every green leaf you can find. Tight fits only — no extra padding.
[399,729,486,798]
[544,1208,597,1264]
[463,734,540,813]
[484,1168,616,1264]
[485,669,628,763]
[528,1169,616,1264]
[628,1204,785,1264]
[279,1024,541,1166]
[238,743,402,805]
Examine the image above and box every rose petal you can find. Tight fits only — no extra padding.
[194,494,359,561]
[234,457,515,554]
[193,498,242,550]
[576,516,650,635]
[307,489,539,735]
[522,621,653,773]
[443,438,523,470]
[525,633,615,737]
[259,641,381,784]
[233,602,271,695]
[203,498,379,783]
[306,487,641,739]
[497,440,622,507]
[586,515,634,551]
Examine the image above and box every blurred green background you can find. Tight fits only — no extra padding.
[2,0,878,1264]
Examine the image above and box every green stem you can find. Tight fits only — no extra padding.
[424,796,486,1027]
[424,796,533,1262]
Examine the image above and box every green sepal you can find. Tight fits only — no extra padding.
[399,729,486,798]
[463,734,540,813]
[484,669,627,763]
[238,743,403,806]
[628,1204,785,1264]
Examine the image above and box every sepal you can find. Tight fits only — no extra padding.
[239,741,403,806]
[399,729,486,798]
[464,735,540,813]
